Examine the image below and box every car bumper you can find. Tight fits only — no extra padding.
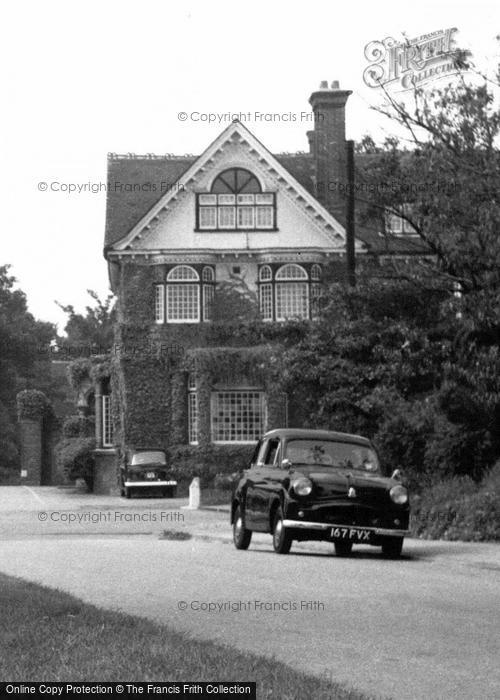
[283,519,410,537]
[124,480,177,487]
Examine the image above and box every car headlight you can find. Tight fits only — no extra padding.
[291,478,313,497]
[390,485,408,505]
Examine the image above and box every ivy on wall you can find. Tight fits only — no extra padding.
[17,390,52,421]
[102,260,313,476]
[67,356,111,391]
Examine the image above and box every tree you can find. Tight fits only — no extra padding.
[357,69,500,299]
[0,265,56,474]
[56,290,115,352]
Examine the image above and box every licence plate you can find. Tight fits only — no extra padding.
[331,527,371,541]
[146,472,156,479]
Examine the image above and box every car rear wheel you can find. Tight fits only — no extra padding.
[272,507,292,554]
[334,541,353,557]
[233,506,252,550]
[125,487,132,499]
[381,536,403,558]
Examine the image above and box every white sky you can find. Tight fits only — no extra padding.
[1,0,499,331]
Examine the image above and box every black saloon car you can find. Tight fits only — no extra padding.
[120,449,177,499]
[231,429,410,557]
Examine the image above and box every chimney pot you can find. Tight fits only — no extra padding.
[319,80,329,89]
[331,80,340,89]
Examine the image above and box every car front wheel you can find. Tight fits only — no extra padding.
[125,487,131,499]
[233,506,252,550]
[334,540,353,557]
[272,507,292,554]
[381,536,403,558]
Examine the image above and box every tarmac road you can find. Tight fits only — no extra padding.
[0,486,499,700]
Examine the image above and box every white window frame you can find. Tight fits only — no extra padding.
[311,264,322,281]
[203,284,214,322]
[386,205,419,237]
[167,285,200,323]
[102,395,113,447]
[259,265,272,282]
[166,265,200,323]
[211,391,267,444]
[259,283,273,321]
[274,264,309,321]
[188,376,198,445]
[311,282,323,320]
[154,284,165,323]
[275,282,309,321]
[276,264,308,281]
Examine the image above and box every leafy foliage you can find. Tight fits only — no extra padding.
[282,274,500,488]
[57,290,115,352]
[0,265,56,476]
[412,462,500,541]
[55,437,96,491]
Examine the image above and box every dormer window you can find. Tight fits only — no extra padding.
[197,168,276,231]
[385,204,418,237]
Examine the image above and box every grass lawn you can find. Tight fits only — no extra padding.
[0,573,376,700]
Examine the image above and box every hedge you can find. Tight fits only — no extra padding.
[411,463,500,541]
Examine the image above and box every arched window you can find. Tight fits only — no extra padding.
[275,264,309,321]
[275,264,308,281]
[167,265,199,282]
[166,265,200,323]
[154,265,215,324]
[311,264,322,281]
[259,265,272,281]
[197,168,275,231]
[202,266,214,282]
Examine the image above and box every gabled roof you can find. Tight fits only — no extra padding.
[106,120,356,254]
[103,123,431,256]
[104,157,196,250]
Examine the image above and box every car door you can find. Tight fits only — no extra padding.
[247,438,283,531]
[244,439,267,529]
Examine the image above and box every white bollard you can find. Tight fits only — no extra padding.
[185,476,201,510]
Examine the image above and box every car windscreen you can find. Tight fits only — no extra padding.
[130,451,167,466]
[285,440,379,472]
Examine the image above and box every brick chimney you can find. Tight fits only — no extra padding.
[309,80,352,223]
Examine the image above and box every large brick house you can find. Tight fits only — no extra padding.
[94,81,427,491]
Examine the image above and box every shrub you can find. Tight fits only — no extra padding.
[0,400,19,475]
[373,400,435,487]
[166,444,253,486]
[423,416,494,482]
[55,437,96,491]
[213,472,240,491]
[412,471,500,541]
[16,390,49,420]
[62,415,95,438]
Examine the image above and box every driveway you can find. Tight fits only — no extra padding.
[0,486,499,700]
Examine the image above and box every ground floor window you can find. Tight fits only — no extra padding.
[211,391,266,443]
[102,394,113,447]
[188,375,198,445]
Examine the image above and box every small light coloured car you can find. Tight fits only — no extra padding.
[231,429,410,557]
[120,449,177,499]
